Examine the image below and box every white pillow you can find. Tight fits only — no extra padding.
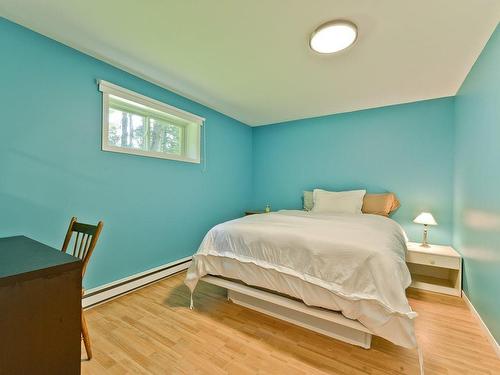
[312,189,366,214]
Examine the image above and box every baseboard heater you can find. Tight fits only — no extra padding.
[83,256,192,309]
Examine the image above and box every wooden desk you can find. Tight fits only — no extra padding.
[0,236,82,375]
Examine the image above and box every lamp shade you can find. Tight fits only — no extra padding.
[413,212,437,226]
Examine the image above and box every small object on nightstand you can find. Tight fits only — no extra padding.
[265,204,271,213]
[413,212,437,247]
[406,242,462,296]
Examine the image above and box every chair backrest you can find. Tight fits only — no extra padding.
[62,217,103,277]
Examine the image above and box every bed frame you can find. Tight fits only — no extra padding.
[200,275,373,349]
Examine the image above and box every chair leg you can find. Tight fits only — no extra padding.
[81,309,92,360]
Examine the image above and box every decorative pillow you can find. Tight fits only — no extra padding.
[362,193,400,216]
[311,189,366,214]
[303,191,314,211]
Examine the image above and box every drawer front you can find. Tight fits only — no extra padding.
[406,251,460,269]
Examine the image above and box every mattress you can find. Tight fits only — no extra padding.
[185,210,417,348]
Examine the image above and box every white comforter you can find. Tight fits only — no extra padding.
[185,210,417,348]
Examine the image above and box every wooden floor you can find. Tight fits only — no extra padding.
[81,272,500,375]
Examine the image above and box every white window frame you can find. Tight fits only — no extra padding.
[99,80,204,163]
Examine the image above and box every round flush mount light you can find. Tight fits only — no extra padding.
[309,20,358,54]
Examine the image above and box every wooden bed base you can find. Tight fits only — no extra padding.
[200,276,373,349]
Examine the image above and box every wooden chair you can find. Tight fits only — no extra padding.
[62,217,103,360]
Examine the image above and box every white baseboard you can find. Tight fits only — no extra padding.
[83,256,192,309]
[462,292,500,358]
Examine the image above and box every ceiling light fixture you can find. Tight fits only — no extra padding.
[309,20,358,54]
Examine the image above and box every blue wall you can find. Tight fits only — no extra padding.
[0,18,253,289]
[454,25,500,341]
[252,98,455,244]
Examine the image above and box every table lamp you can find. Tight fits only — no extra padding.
[413,212,437,247]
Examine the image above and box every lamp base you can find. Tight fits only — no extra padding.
[420,225,430,248]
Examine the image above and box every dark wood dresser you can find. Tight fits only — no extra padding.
[0,236,82,375]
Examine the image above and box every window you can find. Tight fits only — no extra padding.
[99,80,204,163]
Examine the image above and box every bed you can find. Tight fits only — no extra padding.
[185,209,417,349]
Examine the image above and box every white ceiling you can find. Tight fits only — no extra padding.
[1,1,499,126]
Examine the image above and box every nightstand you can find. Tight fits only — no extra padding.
[244,210,264,216]
[406,242,462,296]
